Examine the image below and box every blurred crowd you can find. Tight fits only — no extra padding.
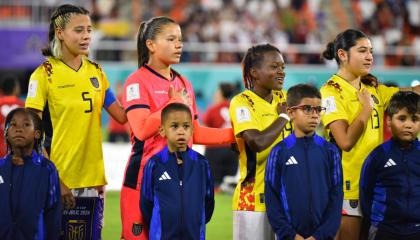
[0,0,419,66]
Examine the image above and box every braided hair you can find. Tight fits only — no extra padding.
[242,44,281,90]
[136,16,177,68]
[42,4,89,58]
[4,108,44,155]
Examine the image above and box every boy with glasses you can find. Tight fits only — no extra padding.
[265,84,343,240]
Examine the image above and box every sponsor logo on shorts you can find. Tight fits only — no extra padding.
[350,200,359,209]
[132,223,143,236]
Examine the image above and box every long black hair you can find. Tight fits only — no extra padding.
[321,29,368,66]
[4,108,44,154]
[136,16,177,68]
[242,44,281,90]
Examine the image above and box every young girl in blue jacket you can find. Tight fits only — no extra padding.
[0,108,61,239]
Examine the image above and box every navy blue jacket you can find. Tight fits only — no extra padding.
[360,138,420,235]
[141,146,214,240]
[265,133,343,240]
[0,151,61,240]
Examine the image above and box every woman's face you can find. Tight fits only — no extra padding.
[148,23,183,66]
[253,51,286,91]
[57,14,92,57]
[343,38,373,77]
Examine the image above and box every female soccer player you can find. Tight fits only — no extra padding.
[120,16,234,239]
[320,29,420,240]
[25,4,127,238]
[229,44,292,240]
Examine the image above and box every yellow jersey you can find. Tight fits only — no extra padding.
[25,57,110,189]
[320,75,398,199]
[229,89,292,211]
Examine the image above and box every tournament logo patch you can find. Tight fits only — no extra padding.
[90,77,99,88]
[132,223,143,236]
[235,107,251,123]
[127,83,140,101]
[323,96,337,114]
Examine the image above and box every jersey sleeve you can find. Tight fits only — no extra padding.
[229,94,259,136]
[378,84,399,109]
[321,86,348,127]
[122,74,151,112]
[25,65,49,111]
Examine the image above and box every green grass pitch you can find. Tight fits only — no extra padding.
[103,191,233,239]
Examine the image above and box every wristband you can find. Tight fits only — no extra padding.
[279,113,290,121]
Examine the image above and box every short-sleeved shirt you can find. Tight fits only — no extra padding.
[320,74,398,199]
[121,65,197,189]
[25,57,110,189]
[229,89,292,211]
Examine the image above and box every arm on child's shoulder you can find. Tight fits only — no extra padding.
[193,119,235,145]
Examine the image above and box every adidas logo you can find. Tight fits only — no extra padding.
[384,159,397,168]
[159,171,172,181]
[0,175,3,184]
[285,156,298,165]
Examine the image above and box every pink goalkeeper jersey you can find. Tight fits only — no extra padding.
[122,65,197,171]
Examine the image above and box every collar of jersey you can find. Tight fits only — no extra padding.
[332,74,369,92]
[244,89,277,106]
[144,64,176,81]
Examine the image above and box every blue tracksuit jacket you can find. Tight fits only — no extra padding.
[141,146,215,240]
[360,138,420,235]
[0,151,61,240]
[265,133,343,240]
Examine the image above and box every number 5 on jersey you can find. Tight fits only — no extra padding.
[82,92,93,113]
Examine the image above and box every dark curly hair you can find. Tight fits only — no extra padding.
[4,108,44,154]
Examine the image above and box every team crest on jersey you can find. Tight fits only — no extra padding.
[371,94,379,104]
[90,77,99,88]
[132,223,143,236]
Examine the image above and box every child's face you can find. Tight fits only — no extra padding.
[288,97,324,137]
[252,51,285,91]
[7,112,39,150]
[388,107,420,143]
[160,110,193,152]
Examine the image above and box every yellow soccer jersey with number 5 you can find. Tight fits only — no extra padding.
[320,75,398,200]
[230,89,292,212]
[25,57,110,189]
